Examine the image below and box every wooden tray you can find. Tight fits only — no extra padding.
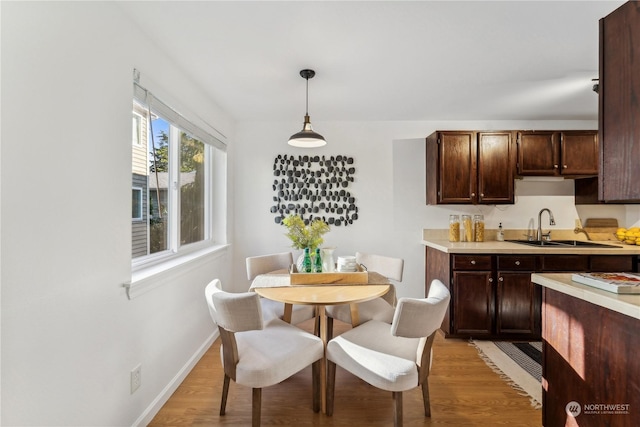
[289,264,368,285]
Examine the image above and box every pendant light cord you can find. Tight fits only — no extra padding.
[305,76,309,116]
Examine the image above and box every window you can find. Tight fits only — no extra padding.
[132,187,143,221]
[132,112,143,146]
[132,82,226,264]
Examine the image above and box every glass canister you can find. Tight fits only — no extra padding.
[461,215,473,242]
[473,214,485,242]
[449,215,460,242]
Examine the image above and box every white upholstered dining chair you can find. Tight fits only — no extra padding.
[325,252,404,338]
[326,279,450,427]
[246,252,317,324]
[205,279,324,427]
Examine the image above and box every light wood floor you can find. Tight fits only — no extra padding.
[149,319,541,426]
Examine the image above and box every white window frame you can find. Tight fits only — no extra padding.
[132,112,143,146]
[132,186,143,221]
[128,80,228,298]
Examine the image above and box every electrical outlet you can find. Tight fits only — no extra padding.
[131,364,141,394]
[575,218,582,228]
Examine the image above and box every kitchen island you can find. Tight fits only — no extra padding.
[532,273,640,426]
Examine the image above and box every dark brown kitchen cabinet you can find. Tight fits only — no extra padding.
[516,131,598,176]
[496,256,541,337]
[449,253,539,339]
[425,247,638,340]
[451,255,493,336]
[426,131,514,205]
[599,1,640,202]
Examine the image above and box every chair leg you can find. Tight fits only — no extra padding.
[326,360,337,416]
[312,359,321,412]
[252,388,261,427]
[314,312,321,337]
[392,391,403,427]
[326,316,334,341]
[421,380,431,417]
[220,374,231,415]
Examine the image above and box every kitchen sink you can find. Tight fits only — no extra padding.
[507,239,622,248]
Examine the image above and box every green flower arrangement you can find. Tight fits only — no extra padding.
[282,214,330,252]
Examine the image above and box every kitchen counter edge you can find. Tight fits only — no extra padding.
[422,239,640,255]
[532,273,640,320]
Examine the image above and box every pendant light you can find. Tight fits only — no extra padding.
[288,69,326,147]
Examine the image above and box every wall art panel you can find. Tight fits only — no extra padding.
[271,154,358,226]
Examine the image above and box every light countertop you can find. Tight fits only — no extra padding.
[421,238,640,255]
[532,273,640,320]
[422,228,640,255]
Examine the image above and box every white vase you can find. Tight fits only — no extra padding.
[322,247,336,272]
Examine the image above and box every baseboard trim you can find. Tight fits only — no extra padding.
[132,330,219,426]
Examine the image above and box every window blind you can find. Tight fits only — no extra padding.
[133,82,226,152]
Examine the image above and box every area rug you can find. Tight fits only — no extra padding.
[471,340,542,408]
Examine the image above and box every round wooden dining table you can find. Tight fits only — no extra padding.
[251,272,391,414]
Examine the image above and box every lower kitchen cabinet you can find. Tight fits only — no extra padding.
[453,270,494,336]
[496,255,539,337]
[497,272,540,336]
[426,247,638,340]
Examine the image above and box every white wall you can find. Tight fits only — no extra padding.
[233,120,637,299]
[1,2,234,425]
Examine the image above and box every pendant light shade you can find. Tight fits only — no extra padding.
[288,69,326,148]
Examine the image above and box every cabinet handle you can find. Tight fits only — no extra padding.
[470,260,476,265]
[563,165,568,169]
[515,260,520,266]
[498,277,504,282]
[554,164,559,169]
[471,193,476,197]
[488,278,493,283]
[480,193,484,197]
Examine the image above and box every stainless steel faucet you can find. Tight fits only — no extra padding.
[537,208,556,241]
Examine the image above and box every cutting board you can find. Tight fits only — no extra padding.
[584,218,619,241]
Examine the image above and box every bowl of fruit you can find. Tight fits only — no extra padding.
[615,227,640,245]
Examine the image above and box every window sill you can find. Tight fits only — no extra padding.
[125,244,230,299]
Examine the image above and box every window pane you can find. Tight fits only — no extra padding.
[132,188,143,220]
[148,116,170,254]
[132,103,148,258]
[180,132,205,245]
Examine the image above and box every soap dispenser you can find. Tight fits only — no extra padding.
[497,222,504,241]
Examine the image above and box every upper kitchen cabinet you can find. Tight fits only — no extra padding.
[599,1,640,202]
[516,131,598,177]
[426,131,514,205]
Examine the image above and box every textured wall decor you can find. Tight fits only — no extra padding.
[271,154,358,226]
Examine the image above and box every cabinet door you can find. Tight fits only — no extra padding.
[477,132,514,204]
[497,272,541,336]
[560,131,598,175]
[437,132,477,204]
[517,131,559,175]
[452,271,493,336]
[599,2,640,202]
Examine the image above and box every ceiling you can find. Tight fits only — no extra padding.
[119,1,625,122]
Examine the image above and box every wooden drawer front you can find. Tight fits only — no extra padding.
[590,255,634,272]
[539,255,589,272]
[497,256,536,271]
[453,255,492,270]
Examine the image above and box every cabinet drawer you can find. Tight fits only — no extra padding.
[590,255,634,272]
[539,255,589,272]
[453,255,492,270]
[497,256,536,271]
